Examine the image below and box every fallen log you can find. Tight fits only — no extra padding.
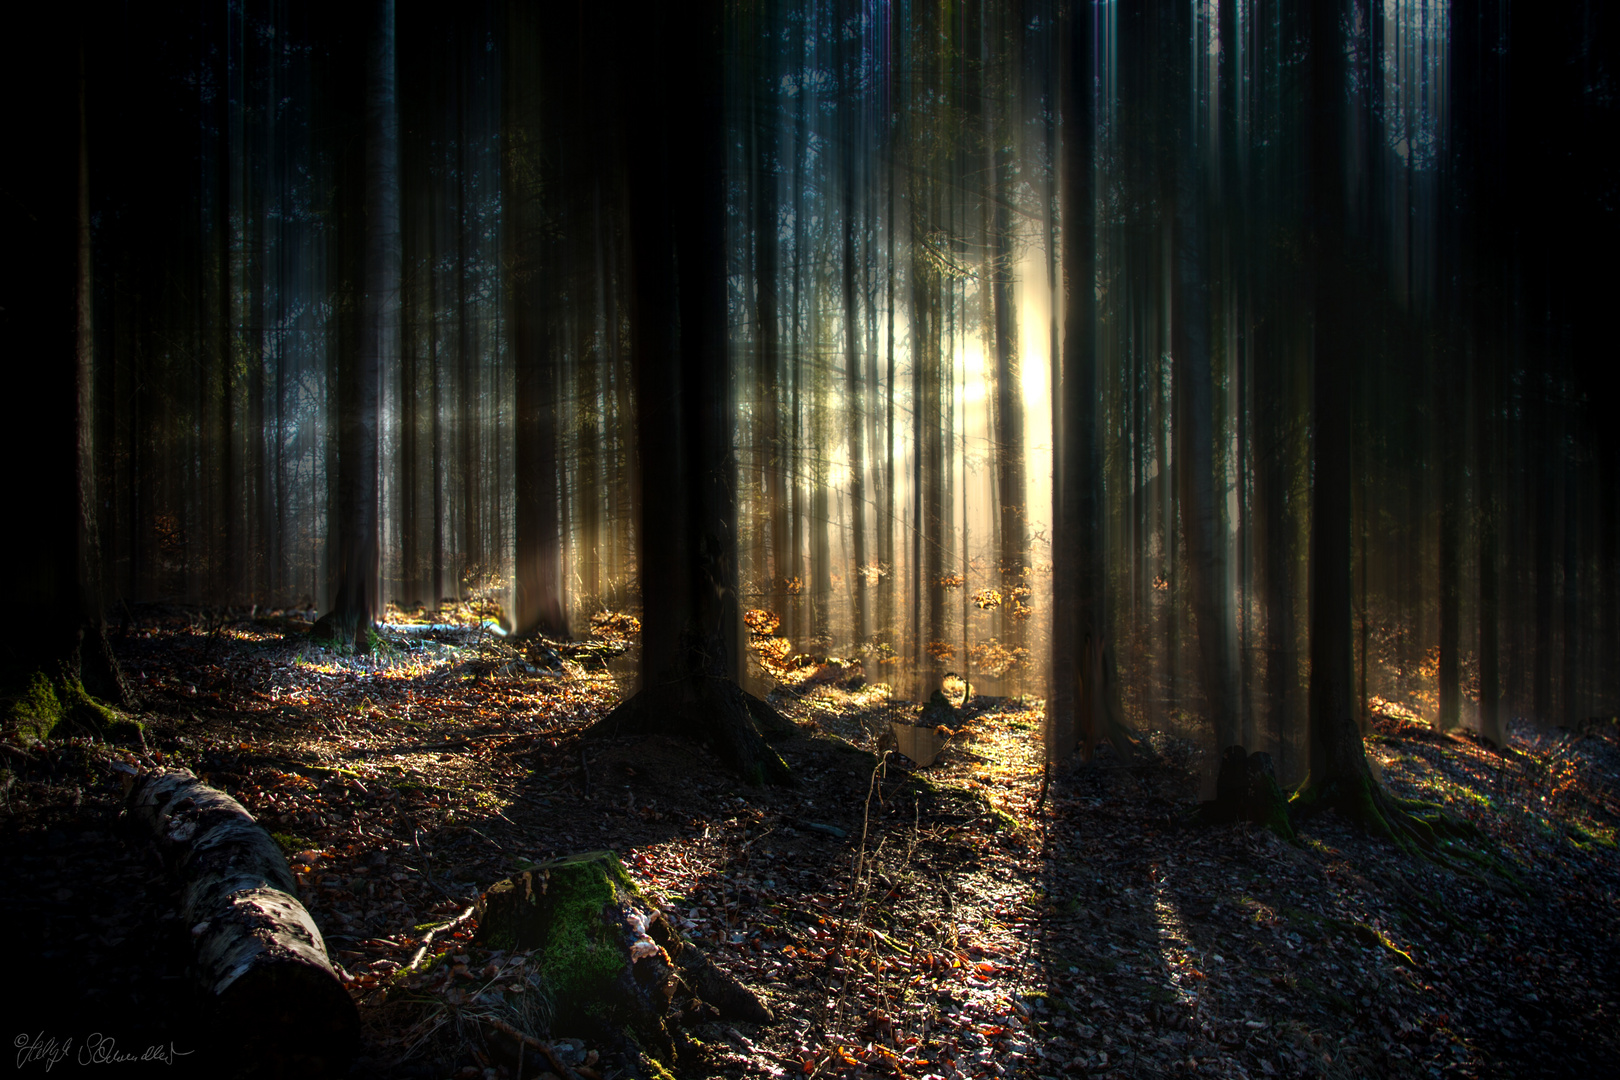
[127,767,358,1076]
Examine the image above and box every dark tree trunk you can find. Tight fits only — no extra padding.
[315,0,395,649]
[506,1,568,640]
[1306,0,1361,790]
[1437,358,1462,731]
[1297,0,1427,842]
[3,23,125,702]
[1169,0,1239,758]
[586,0,792,786]
[1050,0,1104,761]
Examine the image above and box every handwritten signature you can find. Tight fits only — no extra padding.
[15,1032,194,1070]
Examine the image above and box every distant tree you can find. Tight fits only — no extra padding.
[314,0,397,649]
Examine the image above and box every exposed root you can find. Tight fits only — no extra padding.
[585,675,795,787]
[1292,769,1521,892]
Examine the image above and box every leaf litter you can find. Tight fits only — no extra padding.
[1,603,1616,1078]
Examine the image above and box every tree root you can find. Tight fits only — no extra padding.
[585,675,795,787]
[1292,770,1523,893]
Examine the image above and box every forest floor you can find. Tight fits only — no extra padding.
[3,606,1618,1079]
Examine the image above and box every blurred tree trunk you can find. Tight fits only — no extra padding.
[506,0,568,640]
[315,0,396,649]
[587,0,791,786]
[840,9,867,648]
[1050,0,1100,761]
[3,23,125,701]
[1437,354,1462,732]
[1301,0,1400,830]
[991,144,1026,664]
[1168,0,1239,760]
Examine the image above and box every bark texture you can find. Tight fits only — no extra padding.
[128,768,357,1075]
[475,851,770,1078]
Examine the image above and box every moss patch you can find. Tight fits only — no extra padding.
[9,671,64,743]
[6,670,143,745]
[475,851,645,1027]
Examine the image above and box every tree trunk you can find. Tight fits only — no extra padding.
[1436,347,1461,731]
[315,0,395,650]
[586,0,792,786]
[1170,0,1239,758]
[506,2,569,640]
[3,26,125,703]
[127,768,357,1075]
[841,45,867,648]
[1050,0,1098,762]
[992,145,1027,673]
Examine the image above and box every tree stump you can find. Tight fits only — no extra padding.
[475,850,771,1078]
[127,768,358,1076]
[1190,747,1296,840]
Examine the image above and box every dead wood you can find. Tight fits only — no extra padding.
[473,850,771,1078]
[127,767,358,1076]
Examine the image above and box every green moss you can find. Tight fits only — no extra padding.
[271,832,318,853]
[7,671,142,745]
[478,851,646,1024]
[10,671,64,743]
[1567,821,1618,851]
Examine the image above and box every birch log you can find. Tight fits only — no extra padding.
[128,767,358,1075]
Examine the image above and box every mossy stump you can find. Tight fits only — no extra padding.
[475,851,771,1078]
[7,670,144,745]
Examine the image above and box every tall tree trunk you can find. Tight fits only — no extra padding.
[4,24,125,700]
[1170,0,1240,759]
[1299,0,1415,838]
[1475,334,1502,743]
[586,0,791,786]
[1051,0,1103,761]
[1436,351,1462,731]
[506,1,568,640]
[992,145,1027,669]
[315,0,396,649]
[841,25,867,648]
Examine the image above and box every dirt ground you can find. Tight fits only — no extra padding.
[3,607,1617,1078]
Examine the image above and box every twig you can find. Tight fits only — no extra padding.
[482,1017,584,1080]
[852,751,890,890]
[404,904,477,972]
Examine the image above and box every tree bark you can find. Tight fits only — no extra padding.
[506,0,569,640]
[127,768,357,1074]
[315,0,396,649]
[586,0,792,786]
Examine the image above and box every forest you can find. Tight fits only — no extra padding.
[2,0,1616,1078]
